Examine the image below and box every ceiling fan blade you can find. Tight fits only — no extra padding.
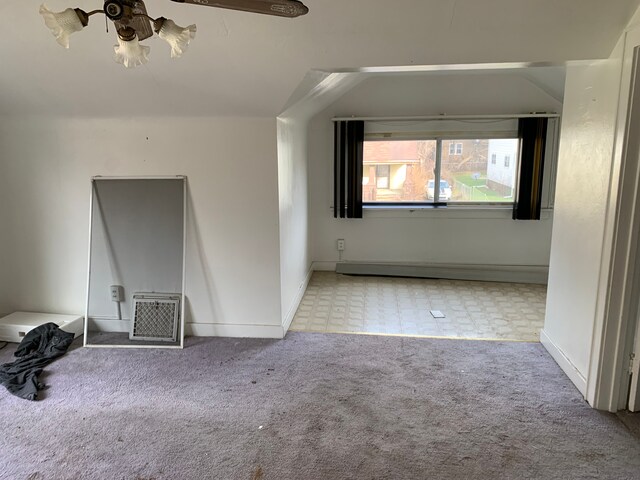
[169,0,309,18]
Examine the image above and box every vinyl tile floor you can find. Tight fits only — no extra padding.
[290,272,547,342]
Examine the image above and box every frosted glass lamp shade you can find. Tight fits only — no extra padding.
[39,4,85,49]
[158,19,196,58]
[113,36,150,68]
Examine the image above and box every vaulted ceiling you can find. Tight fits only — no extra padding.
[1,0,639,116]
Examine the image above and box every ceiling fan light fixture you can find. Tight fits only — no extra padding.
[113,34,150,68]
[38,0,308,67]
[39,4,87,49]
[155,18,197,59]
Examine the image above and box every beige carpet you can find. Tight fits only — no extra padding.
[0,332,638,479]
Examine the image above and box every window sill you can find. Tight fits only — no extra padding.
[349,204,553,220]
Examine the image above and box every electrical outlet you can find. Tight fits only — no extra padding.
[337,239,345,251]
[110,285,124,302]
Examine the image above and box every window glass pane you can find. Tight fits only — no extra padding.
[443,138,519,203]
[363,140,437,203]
[363,138,519,204]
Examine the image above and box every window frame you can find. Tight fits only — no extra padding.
[328,112,562,219]
[362,134,521,207]
[330,115,560,216]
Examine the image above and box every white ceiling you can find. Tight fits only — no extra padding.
[280,65,566,124]
[1,0,638,117]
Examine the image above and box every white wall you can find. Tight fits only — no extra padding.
[275,72,368,334]
[309,72,562,269]
[0,116,284,337]
[277,117,311,332]
[0,161,11,317]
[541,46,626,396]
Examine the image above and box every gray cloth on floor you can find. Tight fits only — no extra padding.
[0,322,74,401]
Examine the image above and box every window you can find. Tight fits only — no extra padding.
[363,138,518,204]
[334,116,554,219]
[449,142,463,155]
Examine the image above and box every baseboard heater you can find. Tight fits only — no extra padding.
[335,262,548,285]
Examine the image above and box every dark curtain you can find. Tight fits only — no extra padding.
[513,118,548,220]
[334,120,364,218]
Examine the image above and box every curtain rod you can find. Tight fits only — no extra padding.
[331,113,560,122]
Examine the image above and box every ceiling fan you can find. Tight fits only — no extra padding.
[39,0,309,67]
[168,0,308,18]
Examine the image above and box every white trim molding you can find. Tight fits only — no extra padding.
[186,322,284,339]
[540,329,588,396]
[88,317,285,339]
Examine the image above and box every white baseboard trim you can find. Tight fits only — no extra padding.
[282,266,313,335]
[88,317,130,333]
[88,317,283,339]
[540,329,587,396]
[334,262,548,284]
[186,322,284,339]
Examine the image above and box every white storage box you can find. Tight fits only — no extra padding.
[0,312,84,343]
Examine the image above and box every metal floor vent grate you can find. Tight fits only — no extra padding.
[130,294,180,342]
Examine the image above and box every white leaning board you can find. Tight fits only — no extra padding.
[0,312,84,343]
